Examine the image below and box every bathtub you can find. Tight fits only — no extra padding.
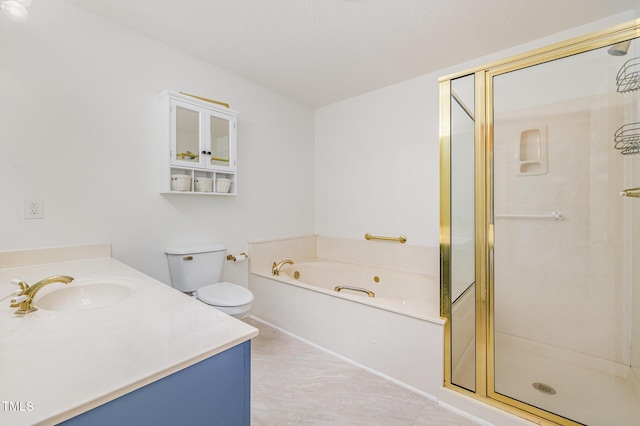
[249,258,445,397]
[273,259,438,319]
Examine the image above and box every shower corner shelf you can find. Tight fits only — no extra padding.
[614,122,640,156]
[616,57,640,94]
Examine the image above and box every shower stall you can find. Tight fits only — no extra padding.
[440,20,640,425]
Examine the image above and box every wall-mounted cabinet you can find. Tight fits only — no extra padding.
[159,91,238,195]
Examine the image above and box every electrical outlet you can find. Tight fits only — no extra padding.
[24,199,44,219]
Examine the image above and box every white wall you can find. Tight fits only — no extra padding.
[0,2,634,292]
[315,76,437,246]
[0,0,315,286]
[314,12,636,249]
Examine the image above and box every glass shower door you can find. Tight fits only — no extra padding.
[449,74,476,392]
[491,39,640,425]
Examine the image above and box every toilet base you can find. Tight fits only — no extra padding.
[210,302,252,319]
[195,297,252,319]
[181,292,251,319]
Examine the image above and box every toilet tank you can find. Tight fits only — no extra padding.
[165,243,226,292]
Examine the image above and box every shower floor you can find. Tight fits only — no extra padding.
[455,333,640,425]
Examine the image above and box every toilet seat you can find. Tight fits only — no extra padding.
[196,282,254,307]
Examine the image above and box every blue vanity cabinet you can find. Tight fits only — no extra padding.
[60,341,251,426]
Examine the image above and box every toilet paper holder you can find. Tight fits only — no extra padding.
[226,252,249,262]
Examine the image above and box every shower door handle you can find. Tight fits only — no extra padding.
[620,187,640,198]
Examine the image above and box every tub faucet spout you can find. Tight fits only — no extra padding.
[10,275,74,314]
[272,260,294,276]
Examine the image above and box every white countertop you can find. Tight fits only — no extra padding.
[0,256,258,426]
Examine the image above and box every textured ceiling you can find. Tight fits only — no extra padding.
[64,0,636,107]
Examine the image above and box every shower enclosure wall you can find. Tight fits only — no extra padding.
[440,20,640,425]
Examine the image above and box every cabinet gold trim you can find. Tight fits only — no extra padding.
[179,92,230,108]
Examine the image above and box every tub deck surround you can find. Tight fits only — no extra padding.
[316,235,439,276]
[0,251,258,426]
[252,258,442,323]
[248,234,439,277]
[248,235,442,323]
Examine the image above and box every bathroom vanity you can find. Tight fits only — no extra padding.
[0,244,257,426]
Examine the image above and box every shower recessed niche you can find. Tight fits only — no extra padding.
[517,126,548,176]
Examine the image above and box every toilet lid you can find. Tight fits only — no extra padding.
[197,282,254,307]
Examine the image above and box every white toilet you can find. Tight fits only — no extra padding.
[165,243,254,319]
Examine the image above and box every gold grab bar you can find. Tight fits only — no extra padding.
[334,285,375,298]
[364,233,407,244]
[620,187,640,198]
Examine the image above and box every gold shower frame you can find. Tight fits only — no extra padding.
[439,18,640,426]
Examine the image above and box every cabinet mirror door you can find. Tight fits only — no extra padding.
[172,100,202,166]
[207,112,234,170]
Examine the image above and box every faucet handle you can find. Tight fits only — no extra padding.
[9,295,28,308]
[11,279,29,293]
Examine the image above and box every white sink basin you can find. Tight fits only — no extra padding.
[35,282,132,312]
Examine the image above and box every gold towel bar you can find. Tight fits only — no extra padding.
[364,233,407,244]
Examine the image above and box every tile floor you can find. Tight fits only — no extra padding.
[244,317,476,425]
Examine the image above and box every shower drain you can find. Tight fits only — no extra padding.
[532,382,556,395]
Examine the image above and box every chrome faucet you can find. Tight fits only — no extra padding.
[271,260,294,276]
[10,275,74,314]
